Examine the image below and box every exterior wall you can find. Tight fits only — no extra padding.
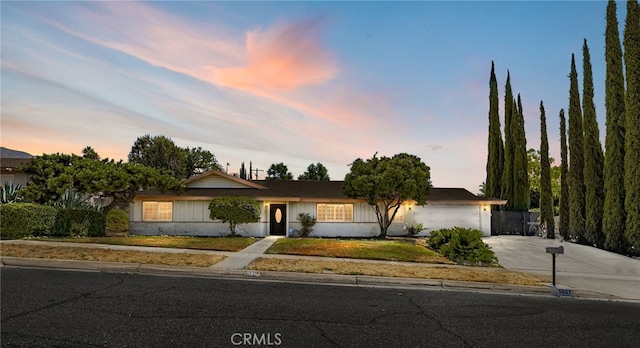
[0,172,28,186]
[287,202,405,237]
[130,199,491,237]
[130,200,270,237]
[408,204,491,237]
[130,221,268,237]
[287,202,378,223]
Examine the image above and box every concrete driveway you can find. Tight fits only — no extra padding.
[484,236,640,300]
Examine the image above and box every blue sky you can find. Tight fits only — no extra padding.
[1,1,619,192]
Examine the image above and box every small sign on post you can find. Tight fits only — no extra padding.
[545,245,572,297]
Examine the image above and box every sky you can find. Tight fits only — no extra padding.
[0,0,622,193]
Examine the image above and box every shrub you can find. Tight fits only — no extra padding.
[48,188,102,212]
[106,207,129,234]
[53,209,106,237]
[428,227,498,266]
[0,182,23,204]
[0,203,57,239]
[428,228,455,249]
[405,223,425,237]
[209,197,261,235]
[297,213,317,237]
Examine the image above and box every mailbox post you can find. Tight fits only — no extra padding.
[545,246,564,286]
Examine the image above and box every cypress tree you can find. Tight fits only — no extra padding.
[485,61,504,199]
[623,0,640,255]
[568,54,586,243]
[239,162,246,180]
[559,109,570,240]
[540,101,555,238]
[582,39,605,248]
[501,72,515,210]
[512,94,529,211]
[603,0,627,252]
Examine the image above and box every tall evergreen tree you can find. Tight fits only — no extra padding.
[485,61,504,199]
[582,39,605,247]
[568,54,586,243]
[559,109,570,240]
[249,162,253,180]
[540,101,555,238]
[501,71,515,209]
[239,162,247,180]
[603,0,627,252]
[623,0,640,255]
[512,94,529,211]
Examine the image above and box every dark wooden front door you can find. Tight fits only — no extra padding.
[269,204,286,236]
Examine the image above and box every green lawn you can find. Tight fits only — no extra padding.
[48,236,256,252]
[266,238,454,264]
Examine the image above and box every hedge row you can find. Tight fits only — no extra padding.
[0,203,106,239]
[53,209,106,238]
[0,203,58,239]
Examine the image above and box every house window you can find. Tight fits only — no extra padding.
[317,204,353,222]
[142,201,173,221]
[389,206,404,222]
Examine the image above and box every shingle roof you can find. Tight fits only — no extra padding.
[137,179,505,204]
[0,158,32,171]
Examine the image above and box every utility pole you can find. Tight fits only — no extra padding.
[253,168,264,180]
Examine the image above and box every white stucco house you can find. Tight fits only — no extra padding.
[129,170,506,238]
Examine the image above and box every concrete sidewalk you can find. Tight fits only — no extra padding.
[210,235,283,270]
[2,237,637,301]
[484,236,640,301]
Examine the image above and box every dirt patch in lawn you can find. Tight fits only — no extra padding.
[248,258,547,286]
[0,244,226,267]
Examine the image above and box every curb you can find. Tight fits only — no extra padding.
[0,256,573,298]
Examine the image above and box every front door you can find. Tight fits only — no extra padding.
[269,204,287,236]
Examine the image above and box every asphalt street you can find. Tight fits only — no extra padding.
[2,268,639,347]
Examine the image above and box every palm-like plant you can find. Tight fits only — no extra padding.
[0,182,23,204]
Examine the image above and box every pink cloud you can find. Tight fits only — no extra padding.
[41,1,244,78]
[15,2,402,167]
[212,17,337,92]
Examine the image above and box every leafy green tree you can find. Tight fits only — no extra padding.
[582,39,605,247]
[82,146,100,160]
[528,149,541,209]
[267,162,293,180]
[603,0,627,252]
[485,61,504,199]
[539,101,555,238]
[21,153,182,215]
[568,54,586,243]
[501,71,515,208]
[298,162,330,180]
[624,0,640,255]
[527,149,561,212]
[559,109,570,240]
[342,153,431,238]
[128,135,220,179]
[184,147,222,176]
[128,135,186,178]
[511,94,529,211]
[208,196,261,235]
